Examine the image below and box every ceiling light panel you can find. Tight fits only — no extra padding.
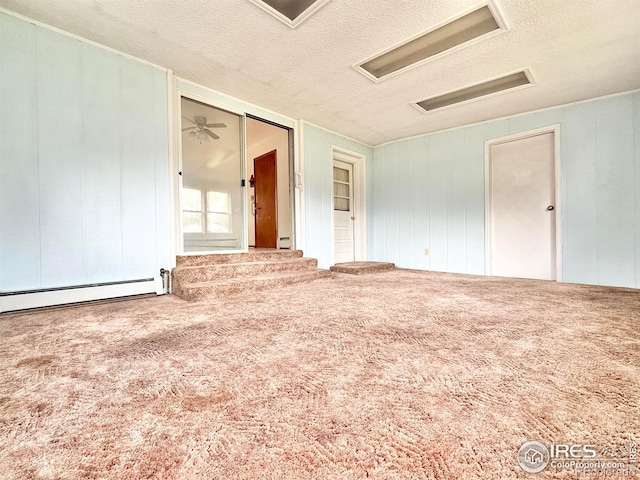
[249,0,331,28]
[354,1,508,82]
[412,70,534,113]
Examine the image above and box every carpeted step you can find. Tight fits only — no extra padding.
[330,261,396,275]
[173,257,319,284]
[176,249,303,267]
[175,269,332,302]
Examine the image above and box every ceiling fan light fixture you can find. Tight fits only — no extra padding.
[182,110,226,143]
[412,70,534,113]
[354,1,507,82]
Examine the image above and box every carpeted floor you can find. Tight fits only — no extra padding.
[0,270,638,479]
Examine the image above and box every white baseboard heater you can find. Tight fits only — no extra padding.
[0,278,160,313]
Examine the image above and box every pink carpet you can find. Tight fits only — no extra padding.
[1,269,638,479]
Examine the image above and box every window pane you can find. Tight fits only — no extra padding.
[333,167,349,183]
[333,181,349,197]
[207,213,230,233]
[207,191,229,213]
[183,211,203,233]
[334,197,349,211]
[182,188,202,211]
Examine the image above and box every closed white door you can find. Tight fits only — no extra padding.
[488,132,556,280]
[333,160,355,264]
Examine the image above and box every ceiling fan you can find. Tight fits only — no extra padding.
[182,115,227,142]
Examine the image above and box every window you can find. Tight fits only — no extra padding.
[182,188,231,234]
[333,167,350,211]
[182,188,203,233]
[206,191,230,233]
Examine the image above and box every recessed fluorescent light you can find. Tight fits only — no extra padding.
[249,0,331,28]
[354,1,507,82]
[412,70,534,113]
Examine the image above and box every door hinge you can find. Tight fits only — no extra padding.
[241,179,246,187]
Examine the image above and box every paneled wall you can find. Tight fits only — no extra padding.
[0,13,170,292]
[302,123,373,269]
[371,92,640,288]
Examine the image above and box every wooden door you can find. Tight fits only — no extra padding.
[254,150,278,248]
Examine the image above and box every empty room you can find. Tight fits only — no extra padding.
[1,0,639,479]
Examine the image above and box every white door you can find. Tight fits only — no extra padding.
[333,160,355,264]
[488,131,556,280]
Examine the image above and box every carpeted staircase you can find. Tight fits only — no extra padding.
[172,250,331,301]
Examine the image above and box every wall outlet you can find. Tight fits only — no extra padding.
[424,248,429,255]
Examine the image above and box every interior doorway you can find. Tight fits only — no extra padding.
[246,117,293,250]
[175,90,296,256]
[253,150,278,248]
[486,127,561,280]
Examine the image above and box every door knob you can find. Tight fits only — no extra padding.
[546,205,555,211]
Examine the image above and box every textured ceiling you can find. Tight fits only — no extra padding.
[2,0,639,146]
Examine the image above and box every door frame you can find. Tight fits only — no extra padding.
[246,114,297,251]
[332,159,355,263]
[332,146,367,263]
[484,125,562,281]
[170,78,299,262]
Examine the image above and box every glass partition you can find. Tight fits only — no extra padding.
[180,97,245,252]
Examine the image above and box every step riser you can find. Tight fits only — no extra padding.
[178,270,331,302]
[173,258,318,284]
[176,250,303,267]
[330,262,395,274]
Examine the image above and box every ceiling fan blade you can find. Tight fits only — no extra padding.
[182,116,195,125]
[205,123,227,128]
[204,129,220,140]
[182,127,196,132]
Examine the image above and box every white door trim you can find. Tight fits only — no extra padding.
[484,124,562,281]
[294,121,305,252]
[332,146,367,262]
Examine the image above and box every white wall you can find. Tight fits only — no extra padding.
[3,10,637,296]
[0,12,170,294]
[371,91,640,289]
[302,122,373,269]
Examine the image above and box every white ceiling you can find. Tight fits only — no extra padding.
[3,0,639,146]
